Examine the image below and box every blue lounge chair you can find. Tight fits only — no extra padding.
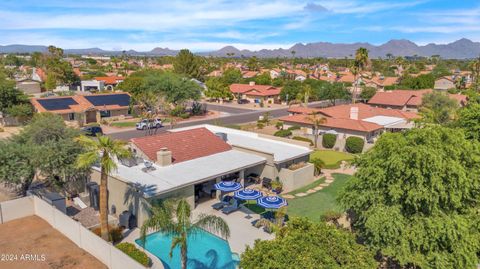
[211,196,232,210]
[221,199,240,215]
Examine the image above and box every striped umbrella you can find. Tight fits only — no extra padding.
[257,196,288,209]
[214,181,242,192]
[234,189,263,200]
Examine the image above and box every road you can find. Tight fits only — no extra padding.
[109,100,338,141]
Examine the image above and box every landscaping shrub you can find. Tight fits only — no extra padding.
[322,134,337,148]
[345,136,364,153]
[292,136,313,146]
[179,112,190,119]
[92,225,123,243]
[170,105,186,117]
[275,121,283,130]
[116,242,150,267]
[287,125,300,131]
[274,129,292,137]
[257,122,264,129]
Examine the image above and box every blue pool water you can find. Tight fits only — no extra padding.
[135,230,238,269]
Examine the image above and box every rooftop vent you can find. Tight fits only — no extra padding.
[215,132,228,142]
[142,160,156,172]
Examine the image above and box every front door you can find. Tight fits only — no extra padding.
[85,111,97,124]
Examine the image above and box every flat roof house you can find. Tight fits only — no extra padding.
[31,93,132,124]
[88,125,313,226]
[230,82,281,104]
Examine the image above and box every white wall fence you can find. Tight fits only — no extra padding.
[0,196,146,269]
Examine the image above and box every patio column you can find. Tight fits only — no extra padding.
[215,177,222,199]
[239,170,245,186]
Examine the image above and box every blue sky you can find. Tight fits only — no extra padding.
[0,0,479,51]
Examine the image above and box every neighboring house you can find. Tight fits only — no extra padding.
[270,69,281,79]
[16,79,42,95]
[434,76,455,90]
[32,67,46,82]
[88,125,313,226]
[93,76,124,90]
[363,76,399,91]
[230,82,282,104]
[242,71,258,78]
[368,90,468,111]
[80,80,105,92]
[31,93,133,124]
[281,103,419,148]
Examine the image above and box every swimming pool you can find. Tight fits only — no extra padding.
[135,229,239,269]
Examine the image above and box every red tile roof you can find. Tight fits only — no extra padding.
[368,90,467,107]
[230,84,281,97]
[318,103,419,120]
[280,114,383,133]
[94,76,124,84]
[130,128,232,164]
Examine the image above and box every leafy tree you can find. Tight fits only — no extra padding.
[116,76,147,96]
[76,135,131,240]
[398,74,435,89]
[204,77,232,100]
[431,62,451,78]
[140,199,230,269]
[144,72,201,106]
[339,127,480,269]
[323,82,351,105]
[420,91,459,125]
[246,56,260,71]
[6,103,33,118]
[469,57,480,91]
[240,218,377,269]
[345,136,364,153]
[359,86,377,101]
[456,102,480,141]
[306,112,327,148]
[279,80,302,103]
[254,72,272,85]
[221,67,242,85]
[0,141,35,194]
[322,133,337,148]
[45,72,57,90]
[173,49,203,79]
[0,73,29,115]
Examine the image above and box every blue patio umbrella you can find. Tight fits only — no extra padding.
[214,181,242,192]
[234,189,263,200]
[257,196,288,209]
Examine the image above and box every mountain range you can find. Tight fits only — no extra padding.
[1,39,479,59]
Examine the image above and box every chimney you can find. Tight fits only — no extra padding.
[350,107,359,120]
[156,147,172,167]
[249,81,255,86]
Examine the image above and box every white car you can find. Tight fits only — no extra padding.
[136,118,163,130]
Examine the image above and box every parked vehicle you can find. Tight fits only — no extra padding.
[136,118,163,130]
[237,99,250,104]
[81,126,103,136]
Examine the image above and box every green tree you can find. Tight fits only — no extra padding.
[352,47,370,103]
[456,102,480,141]
[205,77,232,101]
[221,67,242,85]
[279,80,302,103]
[359,86,377,101]
[419,91,458,125]
[306,112,327,148]
[469,57,480,91]
[0,73,29,114]
[240,218,377,269]
[140,199,230,269]
[173,49,203,79]
[116,76,147,96]
[45,72,57,91]
[0,141,35,195]
[144,72,201,106]
[76,136,131,240]
[247,56,260,71]
[339,127,480,269]
[254,72,272,85]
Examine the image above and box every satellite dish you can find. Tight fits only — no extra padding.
[144,161,153,169]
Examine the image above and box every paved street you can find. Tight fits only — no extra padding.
[109,100,340,141]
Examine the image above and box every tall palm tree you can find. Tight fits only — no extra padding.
[140,199,230,269]
[302,84,312,107]
[470,57,480,92]
[352,48,370,103]
[76,135,131,240]
[306,112,327,148]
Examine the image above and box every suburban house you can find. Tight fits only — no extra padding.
[79,76,124,92]
[230,82,282,104]
[88,125,313,226]
[93,76,124,90]
[16,78,42,94]
[368,90,468,111]
[31,92,133,124]
[434,76,456,90]
[281,103,419,148]
[363,76,399,91]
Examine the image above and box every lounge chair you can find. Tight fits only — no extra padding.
[211,196,232,210]
[221,199,240,215]
[262,177,272,189]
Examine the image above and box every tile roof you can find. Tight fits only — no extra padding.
[130,128,232,164]
[318,103,419,120]
[230,84,281,96]
[280,114,383,132]
[368,90,467,107]
[93,76,124,84]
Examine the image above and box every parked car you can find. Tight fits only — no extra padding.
[136,118,163,130]
[237,99,250,104]
[81,126,103,136]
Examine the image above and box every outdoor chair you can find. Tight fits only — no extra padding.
[262,177,272,189]
[221,198,240,215]
[211,196,232,210]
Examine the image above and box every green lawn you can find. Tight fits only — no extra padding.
[286,177,326,196]
[110,121,137,128]
[287,173,352,221]
[310,150,355,169]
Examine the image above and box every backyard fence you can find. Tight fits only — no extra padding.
[0,196,147,269]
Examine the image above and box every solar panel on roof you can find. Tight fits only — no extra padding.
[84,94,130,107]
[37,98,78,111]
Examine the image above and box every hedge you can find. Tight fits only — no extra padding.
[345,136,364,153]
[287,125,301,131]
[322,134,337,148]
[292,136,313,146]
[116,242,150,267]
[274,129,292,137]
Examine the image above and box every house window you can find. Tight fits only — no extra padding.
[100,110,111,118]
[68,113,75,121]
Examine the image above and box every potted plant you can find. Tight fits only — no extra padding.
[271,177,283,194]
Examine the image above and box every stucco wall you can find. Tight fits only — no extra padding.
[278,162,315,192]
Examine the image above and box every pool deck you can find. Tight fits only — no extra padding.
[122,199,274,269]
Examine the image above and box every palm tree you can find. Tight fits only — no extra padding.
[352,48,369,103]
[140,199,230,269]
[470,57,480,91]
[302,84,312,107]
[306,112,327,148]
[76,135,131,240]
